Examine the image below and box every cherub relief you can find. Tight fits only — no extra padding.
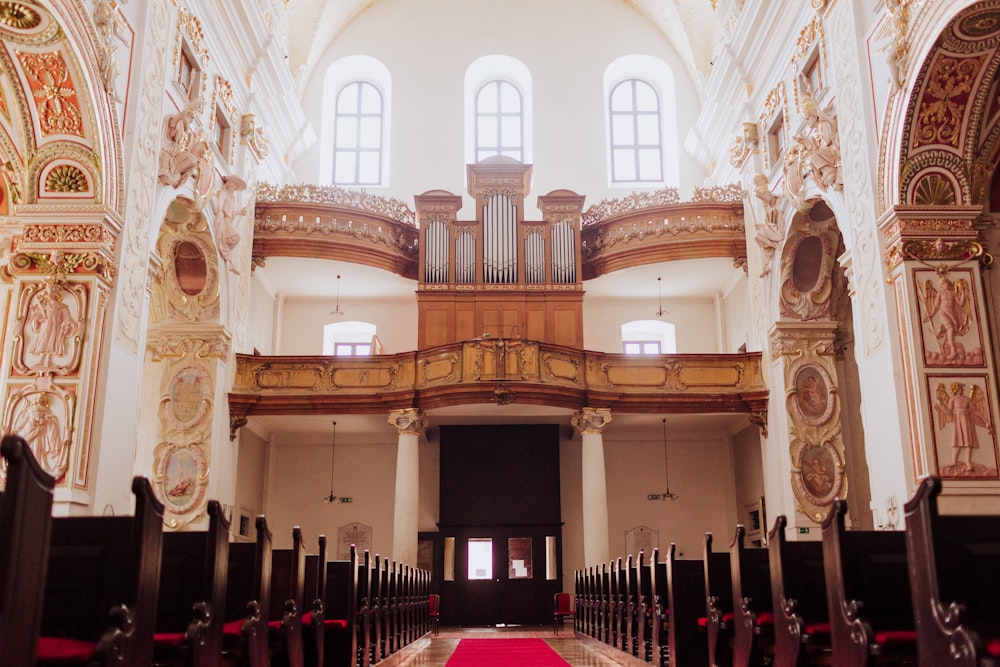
[934,381,992,476]
[751,172,784,277]
[921,271,975,364]
[94,0,128,101]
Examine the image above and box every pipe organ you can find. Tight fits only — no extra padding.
[416,159,585,349]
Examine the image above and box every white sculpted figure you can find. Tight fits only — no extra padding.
[12,393,69,481]
[158,100,208,187]
[215,175,248,273]
[751,173,784,277]
[28,283,77,367]
[797,73,842,191]
[922,271,973,362]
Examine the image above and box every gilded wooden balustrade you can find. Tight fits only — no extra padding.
[228,338,768,438]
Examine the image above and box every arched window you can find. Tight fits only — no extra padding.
[609,79,662,183]
[476,80,523,162]
[333,82,383,185]
[323,321,379,356]
[621,320,676,355]
[604,56,677,187]
[465,56,533,167]
[321,56,391,186]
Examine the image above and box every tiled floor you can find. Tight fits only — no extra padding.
[397,627,630,666]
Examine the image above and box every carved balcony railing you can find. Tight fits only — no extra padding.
[251,183,747,280]
[228,339,769,438]
[580,186,746,279]
[252,183,420,278]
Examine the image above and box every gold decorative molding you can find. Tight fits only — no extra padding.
[389,408,424,436]
[581,189,680,227]
[729,122,758,168]
[174,6,209,67]
[256,182,415,226]
[691,183,743,203]
[229,343,768,419]
[571,407,613,435]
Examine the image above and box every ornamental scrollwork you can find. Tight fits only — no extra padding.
[256,183,416,226]
[581,188,680,227]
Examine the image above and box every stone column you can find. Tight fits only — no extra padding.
[389,408,424,565]
[572,407,612,567]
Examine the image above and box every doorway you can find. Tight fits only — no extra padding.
[437,425,563,626]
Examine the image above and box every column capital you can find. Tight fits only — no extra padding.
[572,407,613,435]
[388,408,424,436]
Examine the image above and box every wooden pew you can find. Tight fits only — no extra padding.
[269,526,307,667]
[665,543,710,667]
[649,549,668,667]
[223,515,273,667]
[622,554,637,656]
[153,499,231,667]
[704,532,734,667]
[613,557,627,651]
[904,475,1000,667]
[822,498,916,667]
[37,476,164,666]
[303,534,327,667]
[767,515,830,667]
[0,434,55,667]
[356,550,373,667]
[636,551,653,661]
[322,545,357,667]
[730,525,774,667]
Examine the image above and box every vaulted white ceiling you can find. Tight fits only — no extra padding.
[285,0,716,94]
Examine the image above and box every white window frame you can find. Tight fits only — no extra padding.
[323,321,377,356]
[321,56,392,187]
[603,55,678,188]
[464,55,533,169]
[622,320,676,354]
[475,80,524,162]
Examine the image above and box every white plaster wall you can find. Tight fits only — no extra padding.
[723,278,750,353]
[603,430,738,562]
[583,295,719,353]
[234,427,269,542]
[278,296,418,356]
[294,0,705,216]
[265,435,398,552]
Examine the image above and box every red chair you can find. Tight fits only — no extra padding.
[553,592,574,635]
[429,593,440,636]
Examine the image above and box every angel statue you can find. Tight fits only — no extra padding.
[751,172,784,277]
[934,381,991,476]
[921,271,973,363]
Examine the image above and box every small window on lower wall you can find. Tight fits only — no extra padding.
[468,538,493,580]
[622,320,675,354]
[508,537,532,579]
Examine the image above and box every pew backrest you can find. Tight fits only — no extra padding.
[904,475,1000,666]
[0,435,55,666]
[768,515,827,667]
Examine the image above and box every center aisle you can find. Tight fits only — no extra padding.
[397,627,629,667]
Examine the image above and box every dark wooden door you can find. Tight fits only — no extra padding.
[437,425,563,627]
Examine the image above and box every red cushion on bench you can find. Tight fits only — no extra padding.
[755,612,774,626]
[324,618,350,630]
[36,636,98,662]
[985,638,1000,657]
[697,612,734,628]
[804,622,831,636]
[874,629,917,645]
[268,619,284,630]
[722,612,735,624]
[153,632,187,648]
[698,617,707,628]
[223,619,245,637]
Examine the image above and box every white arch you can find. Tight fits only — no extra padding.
[320,55,392,187]
[603,55,678,187]
[621,319,676,354]
[464,55,533,168]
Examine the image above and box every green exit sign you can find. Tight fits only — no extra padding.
[798,527,810,534]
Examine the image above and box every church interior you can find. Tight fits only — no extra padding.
[4,0,1000,664]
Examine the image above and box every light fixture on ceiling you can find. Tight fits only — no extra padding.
[330,274,345,319]
[659,418,679,500]
[656,277,669,318]
[321,420,339,503]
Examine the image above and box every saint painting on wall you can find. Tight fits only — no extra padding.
[790,364,835,426]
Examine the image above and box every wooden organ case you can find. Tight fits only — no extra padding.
[416,159,585,350]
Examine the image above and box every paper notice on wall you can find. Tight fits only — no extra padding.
[513,559,528,578]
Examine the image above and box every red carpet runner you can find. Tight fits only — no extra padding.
[444,638,572,667]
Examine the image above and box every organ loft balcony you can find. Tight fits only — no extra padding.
[235,158,761,435]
